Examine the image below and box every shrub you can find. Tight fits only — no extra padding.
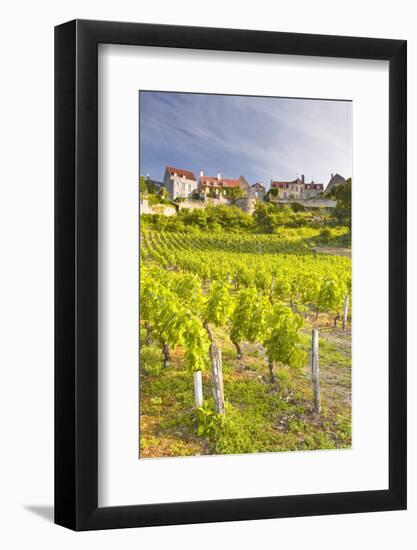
[140,345,164,376]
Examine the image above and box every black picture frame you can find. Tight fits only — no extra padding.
[55,19,407,531]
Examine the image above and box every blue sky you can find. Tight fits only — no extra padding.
[139,91,352,188]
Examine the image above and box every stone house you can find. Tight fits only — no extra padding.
[198,171,249,199]
[270,174,324,199]
[163,166,198,199]
[249,182,266,201]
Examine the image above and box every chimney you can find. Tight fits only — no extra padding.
[200,169,204,178]
[217,171,221,181]
[331,173,334,179]
[301,174,305,183]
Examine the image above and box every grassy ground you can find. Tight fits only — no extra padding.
[139,312,351,458]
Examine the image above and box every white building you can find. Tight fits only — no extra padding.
[197,171,250,199]
[249,182,266,201]
[270,175,324,199]
[163,166,197,199]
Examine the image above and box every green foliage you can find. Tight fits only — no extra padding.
[196,403,254,454]
[263,304,306,369]
[291,202,305,212]
[225,185,245,202]
[204,280,233,327]
[329,178,352,227]
[253,201,280,233]
[140,344,164,376]
[142,204,254,233]
[319,227,332,241]
[316,276,347,316]
[182,319,210,372]
[140,265,209,373]
[141,200,349,236]
[140,222,352,457]
[183,204,254,232]
[253,201,319,232]
[196,402,217,436]
[139,175,148,194]
[147,193,171,206]
[230,287,270,345]
[265,187,279,200]
[210,405,254,454]
[141,228,351,317]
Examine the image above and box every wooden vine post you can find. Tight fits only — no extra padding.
[203,321,226,415]
[342,294,349,331]
[193,370,203,408]
[311,329,321,415]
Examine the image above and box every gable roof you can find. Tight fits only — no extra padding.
[325,173,347,193]
[166,166,196,181]
[329,173,346,183]
[251,182,265,189]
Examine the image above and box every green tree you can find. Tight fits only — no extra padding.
[225,186,245,203]
[330,178,352,227]
[139,175,148,194]
[253,202,277,233]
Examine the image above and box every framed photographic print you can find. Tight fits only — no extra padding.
[55,20,407,531]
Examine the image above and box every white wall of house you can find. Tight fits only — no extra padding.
[278,184,323,199]
[164,170,197,199]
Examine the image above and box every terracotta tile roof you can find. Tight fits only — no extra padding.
[166,166,196,181]
[200,176,241,188]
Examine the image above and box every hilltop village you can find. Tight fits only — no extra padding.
[140,166,348,216]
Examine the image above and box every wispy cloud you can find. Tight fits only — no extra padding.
[139,91,352,187]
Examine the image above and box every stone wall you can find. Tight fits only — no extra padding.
[180,197,258,215]
[177,200,207,211]
[234,197,257,214]
[140,198,177,217]
[276,198,337,209]
[178,197,232,210]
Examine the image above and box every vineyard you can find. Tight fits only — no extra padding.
[139,220,352,457]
